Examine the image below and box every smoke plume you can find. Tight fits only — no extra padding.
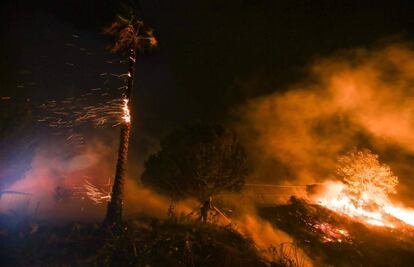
[236,41,414,205]
[1,134,176,222]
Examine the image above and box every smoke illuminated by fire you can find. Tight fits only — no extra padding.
[237,43,414,212]
[315,150,414,228]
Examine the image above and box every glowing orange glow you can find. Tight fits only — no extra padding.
[315,150,414,228]
[316,181,414,228]
[313,222,351,243]
[122,98,131,124]
[384,206,414,227]
[316,181,395,228]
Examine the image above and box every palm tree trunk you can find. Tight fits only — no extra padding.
[104,49,136,226]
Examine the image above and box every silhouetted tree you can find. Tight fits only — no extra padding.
[141,123,248,203]
[104,7,157,226]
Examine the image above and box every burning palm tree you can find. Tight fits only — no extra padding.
[103,10,157,226]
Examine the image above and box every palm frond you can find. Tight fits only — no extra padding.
[104,14,157,54]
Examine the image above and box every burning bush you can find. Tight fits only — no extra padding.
[316,149,414,228]
[337,149,398,208]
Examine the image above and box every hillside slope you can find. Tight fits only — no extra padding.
[0,216,271,267]
[259,198,414,267]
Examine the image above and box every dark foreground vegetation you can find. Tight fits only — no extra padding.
[259,198,414,267]
[0,216,270,267]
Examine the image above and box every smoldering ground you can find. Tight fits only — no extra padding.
[236,41,414,206]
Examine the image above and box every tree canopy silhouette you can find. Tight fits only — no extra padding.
[141,123,248,202]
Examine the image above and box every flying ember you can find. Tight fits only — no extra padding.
[83,179,111,204]
[314,150,414,228]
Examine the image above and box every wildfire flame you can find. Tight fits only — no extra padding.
[313,222,351,243]
[317,181,396,228]
[122,97,131,124]
[315,150,414,228]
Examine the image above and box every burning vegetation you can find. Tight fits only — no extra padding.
[260,198,414,267]
[315,149,414,229]
[255,149,414,266]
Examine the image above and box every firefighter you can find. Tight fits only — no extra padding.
[200,196,213,223]
[168,201,176,218]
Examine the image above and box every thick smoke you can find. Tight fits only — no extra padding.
[236,42,414,205]
[1,134,177,222]
[124,175,194,218]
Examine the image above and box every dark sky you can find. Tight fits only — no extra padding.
[1,0,414,185]
[2,0,414,126]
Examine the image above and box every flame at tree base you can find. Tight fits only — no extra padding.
[122,97,131,124]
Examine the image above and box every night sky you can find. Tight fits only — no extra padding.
[1,0,414,186]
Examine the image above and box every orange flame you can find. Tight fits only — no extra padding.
[315,180,414,228]
[313,222,351,243]
[313,150,414,228]
[122,98,131,124]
